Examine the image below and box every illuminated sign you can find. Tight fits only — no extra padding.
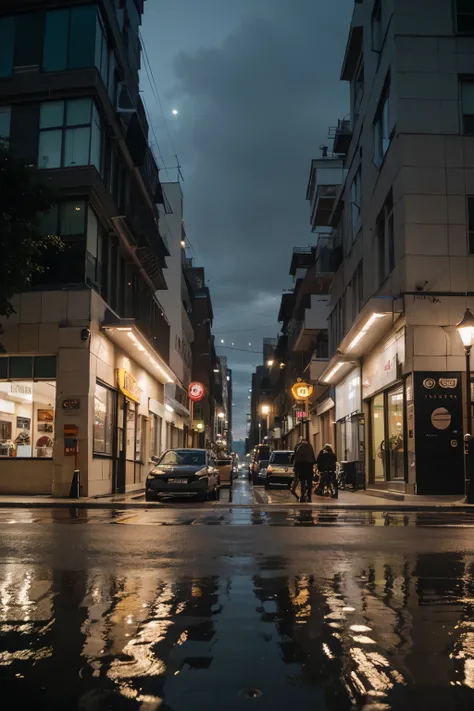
[188,382,205,402]
[291,380,313,401]
[117,369,141,403]
[295,410,308,420]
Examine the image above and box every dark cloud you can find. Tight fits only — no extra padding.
[142,0,352,438]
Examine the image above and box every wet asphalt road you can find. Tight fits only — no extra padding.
[2,501,474,709]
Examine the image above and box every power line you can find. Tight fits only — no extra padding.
[217,346,262,354]
[140,31,182,180]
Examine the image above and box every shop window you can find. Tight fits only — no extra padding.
[387,386,404,480]
[0,379,56,459]
[10,357,34,380]
[34,356,57,379]
[0,16,15,78]
[35,201,87,287]
[126,401,137,461]
[149,414,162,460]
[372,393,385,481]
[93,382,116,456]
[0,106,11,147]
[38,99,102,172]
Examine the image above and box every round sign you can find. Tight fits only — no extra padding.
[188,382,205,402]
[291,380,313,401]
[431,407,451,431]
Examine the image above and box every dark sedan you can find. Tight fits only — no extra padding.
[146,449,220,501]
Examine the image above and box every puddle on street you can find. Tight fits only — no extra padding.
[1,553,474,709]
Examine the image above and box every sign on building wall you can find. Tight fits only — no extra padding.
[117,369,141,403]
[188,382,206,402]
[414,372,464,495]
[291,380,313,401]
[362,328,405,399]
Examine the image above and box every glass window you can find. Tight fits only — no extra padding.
[0,359,8,379]
[66,99,92,126]
[0,380,56,459]
[38,99,101,171]
[34,356,57,379]
[64,127,92,167]
[372,0,382,51]
[457,0,474,34]
[353,61,364,123]
[69,5,97,70]
[43,10,69,72]
[372,393,385,482]
[93,382,115,455]
[462,80,474,135]
[469,197,474,254]
[351,168,361,239]
[135,415,143,462]
[159,450,206,466]
[0,106,11,146]
[0,16,15,78]
[40,101,64,129]
[374,85,391,166]
[126,401,137,460]
[14,12,43,69]
[60,202,86,235]
[387,386,405,480]
[38,130,62,169]
[9,357,33,380]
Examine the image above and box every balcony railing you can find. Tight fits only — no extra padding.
[329,118,353,156]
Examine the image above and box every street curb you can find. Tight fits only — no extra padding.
[0,500,473,512]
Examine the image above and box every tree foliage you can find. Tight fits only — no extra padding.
[0,147,62,318]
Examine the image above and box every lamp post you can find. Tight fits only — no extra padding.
[261,404,270,441]
[456,307,474,503]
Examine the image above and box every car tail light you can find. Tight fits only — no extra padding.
[266,466,273,473]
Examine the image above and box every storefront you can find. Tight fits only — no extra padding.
[314,396,335,454]
[362,328,406,491]
[0,356,57,460]
[335,369,364,463]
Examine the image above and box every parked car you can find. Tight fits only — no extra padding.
[145,449,220,501]
[265,450,295,489]
[249,444,271,485]
[256,459,270,484]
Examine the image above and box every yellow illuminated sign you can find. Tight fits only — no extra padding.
[117,369,141,403]
[291,380,313,401]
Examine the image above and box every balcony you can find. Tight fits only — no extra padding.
[315,234,343,274]
[329,119,353,156]
[291,295,330,352]
[305,358,328,383]
[306,159,347,231]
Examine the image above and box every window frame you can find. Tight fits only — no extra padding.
[468,196,474,254]
[38,98,102,171]
[461,77,474,135]
[352,57,364,126]
[93,380,117,457]
[351,167,362,240]
[455,0,474,35]
[374,80,391,167]
[0,105,11,147]
[371,0,382,53]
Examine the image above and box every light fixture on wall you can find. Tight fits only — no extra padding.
[347,313,386,351]
[323,362,343,383]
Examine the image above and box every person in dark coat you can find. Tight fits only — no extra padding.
[293,438,316,502]
[316,444,338,498]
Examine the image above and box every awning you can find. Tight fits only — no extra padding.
[102,321,175,385]
[316,398,335,417]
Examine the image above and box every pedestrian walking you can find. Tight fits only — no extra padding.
[316,444,338,499]
[293,438,316,503]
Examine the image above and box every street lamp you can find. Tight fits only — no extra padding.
[261,405,270,415]
[456,307,474,503]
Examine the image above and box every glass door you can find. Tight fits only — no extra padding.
[387,386,405,480]
[371,393,385,481]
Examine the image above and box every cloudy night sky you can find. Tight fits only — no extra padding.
[141,0,353,440]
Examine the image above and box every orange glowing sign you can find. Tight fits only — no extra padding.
[291,380,313,401]
[188,382,205,402]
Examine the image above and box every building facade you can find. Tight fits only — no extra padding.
[320,0,474,495]
[0,0,222,495]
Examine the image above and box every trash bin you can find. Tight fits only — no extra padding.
[341,461,365,490]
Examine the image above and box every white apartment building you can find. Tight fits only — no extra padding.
[320,0,474,495]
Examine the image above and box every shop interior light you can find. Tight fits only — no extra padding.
[123,331,174,383]
[347,313,386,351]
[323,362,344,383]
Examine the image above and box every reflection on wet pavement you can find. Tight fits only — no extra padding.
[1,551,474,709]
[3,507,474,527]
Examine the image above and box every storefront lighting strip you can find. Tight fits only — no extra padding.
[347,313,386,352]
[122,330,174,384]
[323,362,343,383]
